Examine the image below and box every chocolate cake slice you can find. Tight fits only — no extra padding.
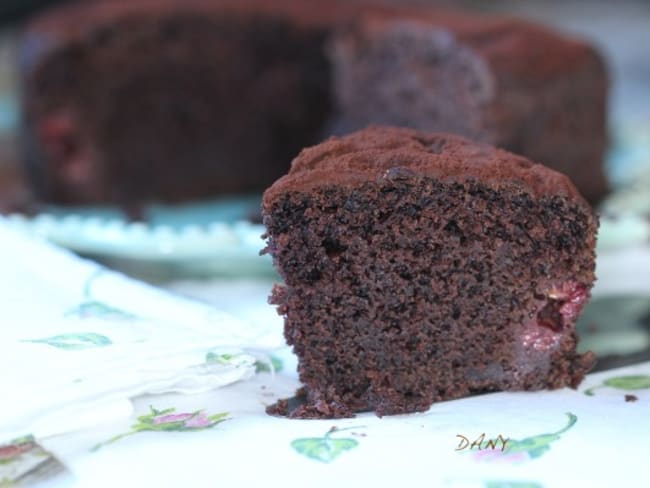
[263,126,597,419]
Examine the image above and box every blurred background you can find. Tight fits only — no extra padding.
[1,0,649,198]
[0,0,648,370]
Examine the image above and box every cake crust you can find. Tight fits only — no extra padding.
[263,126,586,206]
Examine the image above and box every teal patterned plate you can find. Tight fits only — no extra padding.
[4,197,273,279]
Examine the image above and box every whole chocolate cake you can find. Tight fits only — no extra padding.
[263,126,597,418]
[18,0,608,208]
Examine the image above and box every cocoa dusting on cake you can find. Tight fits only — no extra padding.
[263,127,597,419]
[18,0,607,208]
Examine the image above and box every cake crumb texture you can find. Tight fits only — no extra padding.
[263,127,597,418]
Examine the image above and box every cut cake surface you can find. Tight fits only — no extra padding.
[263,126,597,418]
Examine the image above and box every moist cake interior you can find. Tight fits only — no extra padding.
[264,164,595,418]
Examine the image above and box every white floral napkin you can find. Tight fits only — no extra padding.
[26,358,650,488]
[0,217,278,442]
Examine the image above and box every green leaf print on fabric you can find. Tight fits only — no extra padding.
[65,301,136,321]
[204,352,282,372]
[205,352,242,365]
[585,375,650,396]
[473,413,577,463]
[204,352,251,368]
[292,426,362,463]
[255,356,283,373]
[65,269,136,320]
[92,406,229,451]
[21,333,112,350]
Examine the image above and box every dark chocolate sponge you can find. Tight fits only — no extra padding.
[18,0,608,207]
[263,126,597,418]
